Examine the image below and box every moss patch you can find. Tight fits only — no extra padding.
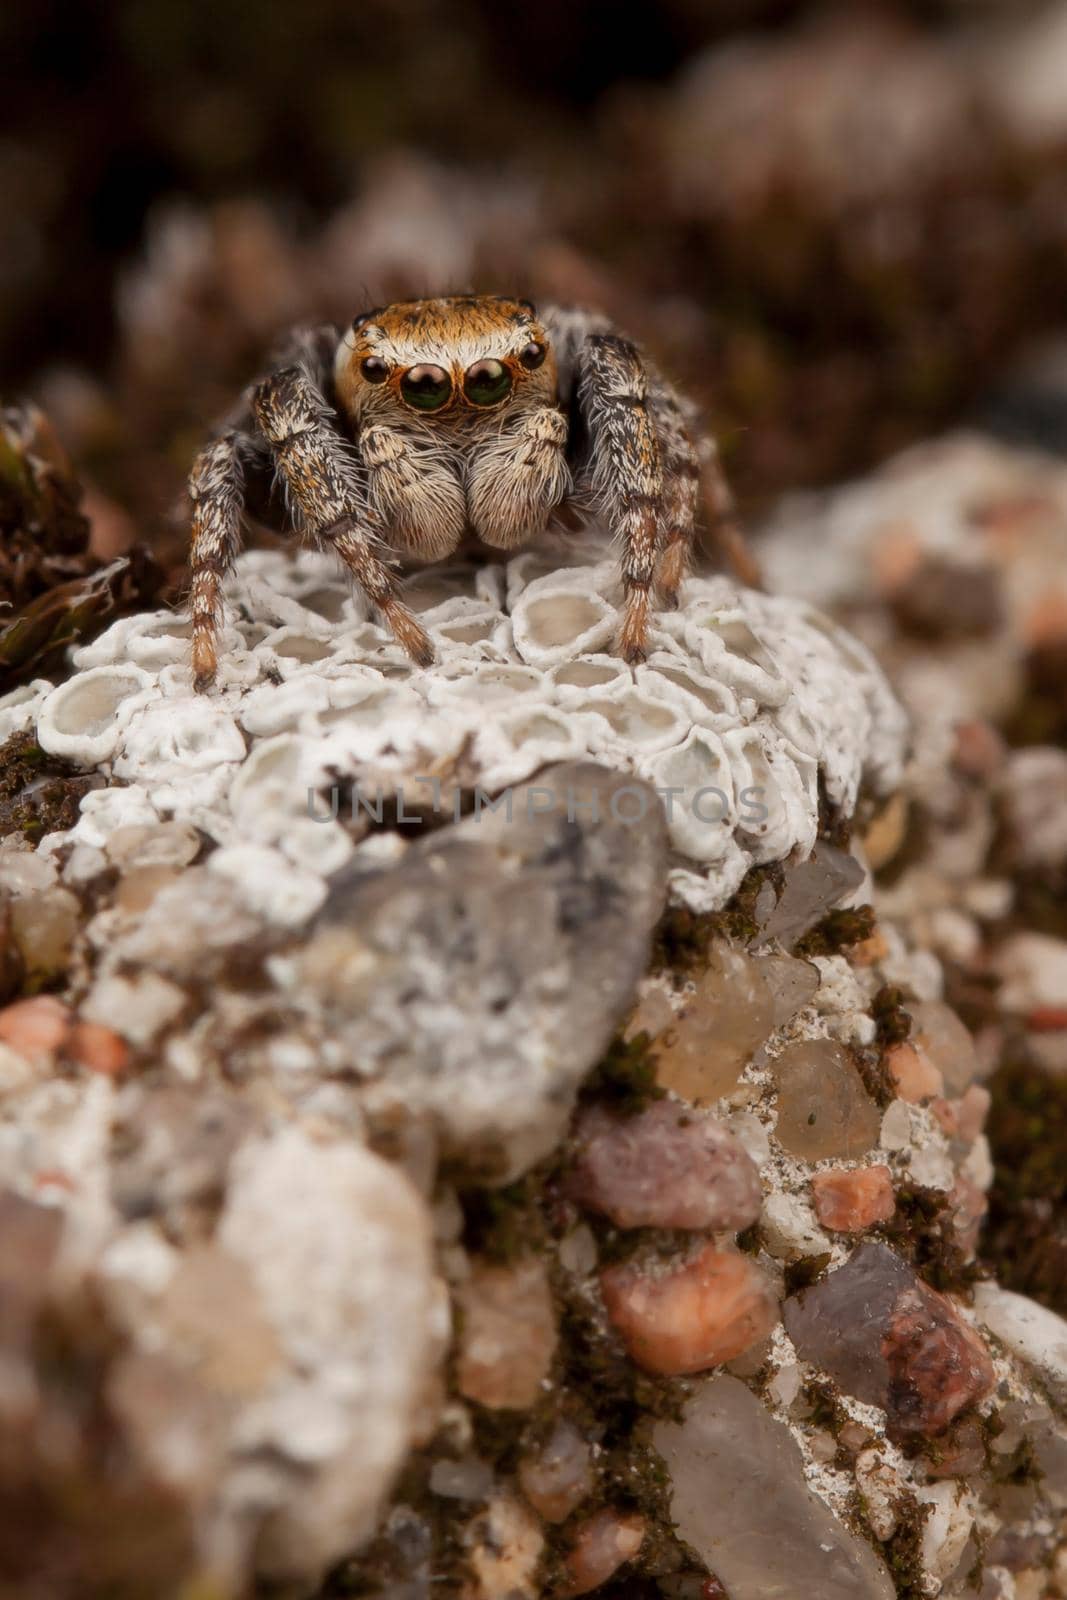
[0,731,99,845]
[794,903,876,958]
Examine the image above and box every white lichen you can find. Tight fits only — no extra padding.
[25,548,907,920]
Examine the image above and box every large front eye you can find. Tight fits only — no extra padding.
[400,364,452,411]
[463,359,512,407]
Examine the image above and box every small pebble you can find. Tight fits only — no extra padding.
[600,1243,779,1376]
[518,1420,593,1523]
[66,1020,129,1078]
[0,995,71,1057]
[773,1039,881,1161]
[562,1509,645,1597]
[567,1100,762,1232]
[812,1165,896,1232]
[457,1258,557,1410]
[885,1041,943,1104]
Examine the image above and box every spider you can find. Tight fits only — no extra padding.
[188,296,753,690]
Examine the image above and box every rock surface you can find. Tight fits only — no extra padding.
[297,762,667,1181]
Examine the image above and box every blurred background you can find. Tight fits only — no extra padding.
[5,0,1067,553]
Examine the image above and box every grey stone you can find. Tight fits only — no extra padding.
[756,842,866,949]
[653,1374,895,1600]
[299,762,668,1181]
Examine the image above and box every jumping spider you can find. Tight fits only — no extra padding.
[188,295,751,689]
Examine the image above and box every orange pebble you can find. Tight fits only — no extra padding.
[812,1165,896,1232]
[600,1243,779,1376]
[885,1041,943,1104]
[66,1021,129,1078]
[0,995,71,1057]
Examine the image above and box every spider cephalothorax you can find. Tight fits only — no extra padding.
[188,295,749,690]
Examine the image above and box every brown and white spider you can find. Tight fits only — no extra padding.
[187,295,751,690]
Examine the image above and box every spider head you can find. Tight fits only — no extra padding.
[335,296,555,425]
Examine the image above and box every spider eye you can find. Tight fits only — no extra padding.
[519,341,546,370]
[400,364,452,411]
[360,356,389,384]
[463,358,512,407]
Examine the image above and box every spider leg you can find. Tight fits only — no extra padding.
[647,375,701,609]
[189,431,246,692]
[251,366,433,666]
[575,334,663,662]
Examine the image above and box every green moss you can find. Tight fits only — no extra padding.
[794,903,876,958]
[802,1377,849,1436]
[0,731,97,844]
[648,864,784,975]
[853,1043,896,1110]
[585,1031,664,1114]
[784,1253,832,1296]
[872,986,914,1049]
[879,1183,978,1295]
[460,1177,547,1266]
[882,1496,932,1600]
[648,904,719,975]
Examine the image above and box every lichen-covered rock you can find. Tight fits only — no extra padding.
[295,763,667,1181]
[16,546,907,914]
[0,1113,439,1593]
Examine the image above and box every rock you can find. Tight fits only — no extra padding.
[972,1284,1067,1406]
[784,1242,995,1438]
[429,1457,495,1502]
[517,1420,594,1523]
[760,1192,832,1260]
[298,763,667,1182]
[812,1165,896,1232]
[907,1000,981,1093]
[10,885,80,976]
[999,746,1067,870]
[462,1492,544,1600]
[772,1039,881,1161]
[66,1020,129,1078]
[993,932,1067,1014]
[566,1100,762,1231]
[456,1258,557,1412]
[31,548,906,915]
[213,1127,438,1583]
[561,1509,645,1597]
[654,1375,896,1600]
[891,556,1003,640]
[885,1040,944,1103]
[653,943,779,1100]
[600,1243,779,1376]
[0,994,70,1056]
[756,842,868,950]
